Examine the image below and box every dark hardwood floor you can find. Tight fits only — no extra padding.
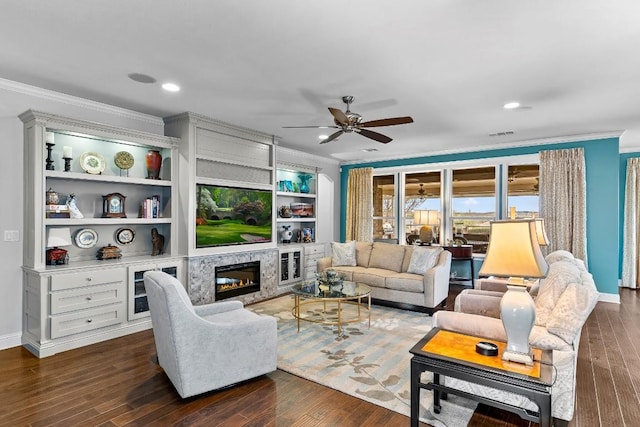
[1,286,639,426]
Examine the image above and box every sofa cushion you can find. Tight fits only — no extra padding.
[385,273,424,293]
[352,268,397,288]
[331,241,357,266]
[368,243,405,272]
[355,241,373,267]
[535,261,582,327]
[407,246,442,274]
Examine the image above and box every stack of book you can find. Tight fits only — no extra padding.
[139,195,162,219]
[46,204,70,219]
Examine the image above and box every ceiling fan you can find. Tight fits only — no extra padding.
[283,96,413,144]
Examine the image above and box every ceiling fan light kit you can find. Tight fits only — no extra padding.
[284,96,413,145]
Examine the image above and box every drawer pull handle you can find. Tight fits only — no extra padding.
[86,278,92,282]
[86,319,93,323]
[86,297,92,301]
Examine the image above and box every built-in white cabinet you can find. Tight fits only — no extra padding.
[20,110,185,357]
[279,246,302,286]
[127,260,183,320]
[276,165,317,244]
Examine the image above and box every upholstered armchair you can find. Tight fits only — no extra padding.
[432,250,599,425]
[144,271,277,398]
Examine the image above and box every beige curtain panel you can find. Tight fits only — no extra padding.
[539,148,588,265]
[346,167,373,242]
[622,157,640,288]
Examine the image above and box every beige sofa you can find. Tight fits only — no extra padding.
[317,241,452,313]
[433,250,599,426]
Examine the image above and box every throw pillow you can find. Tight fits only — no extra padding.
[331,241,357,267]
[407,246,442,275]
[534,261,581,327]
[546,281,599,345]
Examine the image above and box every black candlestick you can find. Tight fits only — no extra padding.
[63,157,72,172]
[45,143,55,171]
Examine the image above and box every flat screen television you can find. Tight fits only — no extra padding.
[195,184,272,248]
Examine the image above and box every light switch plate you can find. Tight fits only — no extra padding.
[3,230,19,241]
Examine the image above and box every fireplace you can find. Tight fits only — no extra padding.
[215,261,260,300]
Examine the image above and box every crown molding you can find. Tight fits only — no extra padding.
[0,77,163,126]
[340,131,624,166]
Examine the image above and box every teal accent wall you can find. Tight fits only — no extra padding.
[340,137,620,295]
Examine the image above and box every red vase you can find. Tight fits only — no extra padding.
[145,150,162,179]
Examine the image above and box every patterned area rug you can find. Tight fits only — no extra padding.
[249,295,477,426]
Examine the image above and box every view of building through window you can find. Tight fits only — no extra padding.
[373,175,396,241]
[404,171,441,244]
[451,167,496,253]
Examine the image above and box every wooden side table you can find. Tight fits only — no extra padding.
[443,245,475,285]
[409,328,553,427]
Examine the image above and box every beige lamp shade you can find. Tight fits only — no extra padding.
[47,227,72,248]
[478,220,548,279]
[534,218,549,246]
[413,210,439,226]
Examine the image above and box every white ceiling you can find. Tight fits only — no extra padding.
[2,1,640,163]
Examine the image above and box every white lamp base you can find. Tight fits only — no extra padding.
[500,283,536,366]
[502,349,534,365]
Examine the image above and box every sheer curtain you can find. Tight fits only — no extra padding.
[539,148,588,264]
[346,167,373,241]
[622,158,640,288]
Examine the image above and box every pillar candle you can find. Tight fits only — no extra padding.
[45,132,55,144]
[63,146,72,158]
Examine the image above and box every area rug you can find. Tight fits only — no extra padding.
[248,295,477,427]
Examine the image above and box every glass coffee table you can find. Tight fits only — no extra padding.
[291,281,371,335]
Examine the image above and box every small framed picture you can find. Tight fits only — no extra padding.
[302,227,314,243]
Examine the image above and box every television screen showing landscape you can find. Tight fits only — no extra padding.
[195,184,272,248]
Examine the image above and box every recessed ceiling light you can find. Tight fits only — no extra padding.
[362,148,379,152]
[128,73,157,84]
[162,82,181,92]
[318,134,328,140]
[503,102,521,110]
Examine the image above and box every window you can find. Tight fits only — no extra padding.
[451,166,496,253]
[373,175,396,241]
[404,171,441,244]
[506,164,540,219]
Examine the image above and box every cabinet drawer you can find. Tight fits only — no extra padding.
[50,268,126,291]
[50,282,125,315]
[304,244,325,256]
[50,304,123,339]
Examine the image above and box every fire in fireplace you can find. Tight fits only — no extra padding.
[215,261,260,300]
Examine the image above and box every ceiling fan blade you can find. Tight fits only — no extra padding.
[357,129,393,144]
[360,116,414,127]
[282,125,339,129]
[319,130,344,144]
[328,107,349,126]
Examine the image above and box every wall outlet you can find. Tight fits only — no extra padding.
[3,230,19,242]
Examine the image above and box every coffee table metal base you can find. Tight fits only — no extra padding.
[292,294,371,335]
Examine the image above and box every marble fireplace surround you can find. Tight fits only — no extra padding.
[188,248,279,306]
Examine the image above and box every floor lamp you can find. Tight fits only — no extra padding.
[478,219,549,365]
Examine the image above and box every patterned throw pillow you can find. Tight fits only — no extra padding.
[331,241,357,266]
[407,246,442,275]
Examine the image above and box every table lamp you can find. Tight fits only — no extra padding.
[46,227,72,265]
[478,219,549,365]
[534,218,549,246]
[413,210,439,245]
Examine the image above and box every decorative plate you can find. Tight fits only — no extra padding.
[114,151,134,170]
[79,152,106,174]
[75,228,98,249]
[115,227,135,245]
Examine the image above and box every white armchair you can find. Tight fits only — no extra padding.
[144,271,277,398]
